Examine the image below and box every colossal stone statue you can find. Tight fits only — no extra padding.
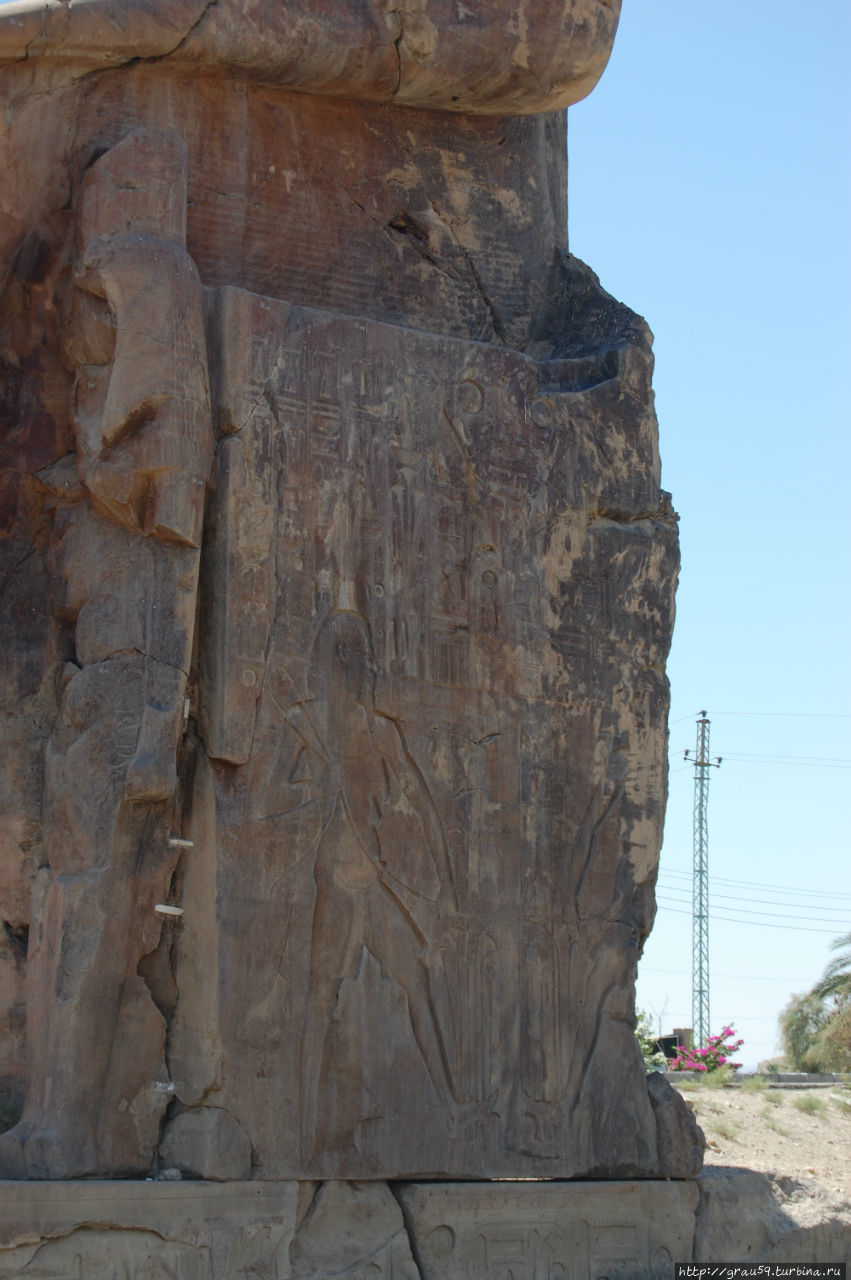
[0,124,214,1178]
[0,0,699,1184]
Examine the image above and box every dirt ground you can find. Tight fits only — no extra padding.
[671,1078,851,1201]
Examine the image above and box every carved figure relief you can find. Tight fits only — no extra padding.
[182,295,678,1177]
[270,607,458,1158]
[0,128,213,1179]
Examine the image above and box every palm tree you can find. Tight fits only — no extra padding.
[813,931,851,1002]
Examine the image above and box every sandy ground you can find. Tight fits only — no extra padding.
[671,1078,851,1201]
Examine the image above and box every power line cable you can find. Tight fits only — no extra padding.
[657,882,850,914]
[658,868,851,899]
[656,894,849,926]
[671,711,851,721]
[710,712,851,719]
[640,966,815,982]
[721,752,851,763]
[669,753,850,768]
[711,752,849,762]
[655,902,841,935]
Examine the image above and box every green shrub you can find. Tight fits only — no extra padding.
[634,1010,667,1071]
[740,1075,768,1093]
[792,1092,826,1116]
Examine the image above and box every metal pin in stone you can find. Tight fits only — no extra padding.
[154,904,185,918]
[168,837,194,848]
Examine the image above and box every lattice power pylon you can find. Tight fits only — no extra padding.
[684,712,721,1046]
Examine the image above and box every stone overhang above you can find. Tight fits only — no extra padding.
[0,0,621,115]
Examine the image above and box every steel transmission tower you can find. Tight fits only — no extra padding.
[684,712,721,1046]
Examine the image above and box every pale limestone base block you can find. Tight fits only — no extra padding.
[0,1179,422,1279]
[0,1181,300,1279]
[397,1180,700,1280]
[0,1177,707,1278]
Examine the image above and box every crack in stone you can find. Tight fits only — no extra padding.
[149,0,220,64]
[382,0,404,97]
[316,162,463,289]
[5,0,218,96]
[428,198,507,344]
[315,161,383,230]
[0,545,37,595]
[388,1182,427,1280]
[388,216,470,295]
[313,162,491,313]
[569,978,618,1124]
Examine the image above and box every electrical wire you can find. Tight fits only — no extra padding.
[655,894,848,926]
[671,712,851,721]
[656,882,850,915]
[640,966,814,982]
[658,867,851,900]
[654,901,841,934]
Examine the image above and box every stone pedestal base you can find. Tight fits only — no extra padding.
[0,1173,848,1277]
[398,1181,697,1278]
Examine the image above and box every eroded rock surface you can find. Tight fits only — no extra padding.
[0,0,621,115]
[0,0,682,1181]
[694,1168,851,1266]
[647,1070,706,1178]
[0,1176,848,1278]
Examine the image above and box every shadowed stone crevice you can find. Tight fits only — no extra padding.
[1,923,28,960]
[151,0,221,65]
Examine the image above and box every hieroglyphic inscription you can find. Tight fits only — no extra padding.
[398,1182,698,1280]
[0,1233,210,1280]
[0,1184,300,1280]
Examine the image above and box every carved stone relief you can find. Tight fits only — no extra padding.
[172,286,679,1178]
[0,128,214,1179]
[0,1181,300,1280]
[398,1180,699,1280]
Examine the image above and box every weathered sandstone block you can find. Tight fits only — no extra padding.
[0,1176,847,1277]
[398,1180,699,1279]
[646,1070,705,1178]
[0,1180,302,1278]
[0,1178,702,1278]
[0,0,687,1181]
[159,1106,253,1182]
[694,1168,851,1267]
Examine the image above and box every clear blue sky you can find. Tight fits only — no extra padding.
[568,0,851,1068]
